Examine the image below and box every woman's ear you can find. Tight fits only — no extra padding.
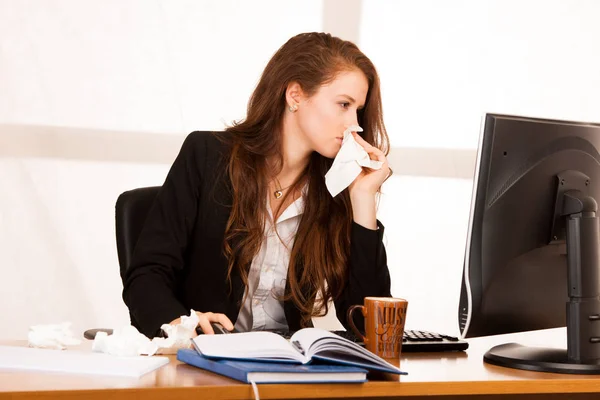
[285,82,305,111]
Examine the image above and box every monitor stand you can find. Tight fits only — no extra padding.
[484,172,600,374]
[484,344,600,374]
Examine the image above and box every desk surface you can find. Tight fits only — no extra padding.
[1,328,600,400]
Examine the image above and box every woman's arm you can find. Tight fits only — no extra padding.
[334,220,392,331]
[122,132,207,338]
[350,192,377,229]
[337,132,392,331]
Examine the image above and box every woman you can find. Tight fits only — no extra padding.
[123,32,392,338]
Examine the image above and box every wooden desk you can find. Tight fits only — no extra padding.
[1,328,600,400]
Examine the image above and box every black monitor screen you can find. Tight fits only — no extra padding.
[458,113,600,374]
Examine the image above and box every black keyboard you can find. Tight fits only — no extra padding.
[401,329,469,352]
[270,329,469,353]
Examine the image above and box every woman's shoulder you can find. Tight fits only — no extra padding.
[177,131,233,179]
[183,130,233,151]
[179,131,233,163]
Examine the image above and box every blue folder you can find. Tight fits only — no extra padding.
[177,349,368,384]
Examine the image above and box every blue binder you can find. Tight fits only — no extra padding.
[177,349,368,384]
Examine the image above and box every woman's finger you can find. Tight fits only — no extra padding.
[196,314,214,335]
[352,132,387,162]
[195,312,235,334]
[352,132,374,150]
[365,147,386,162]
[215,314,235,331]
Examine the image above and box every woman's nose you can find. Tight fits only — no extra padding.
[345,116,359,128]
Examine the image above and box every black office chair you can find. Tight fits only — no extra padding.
[115,186,161,283]
[83,186,161,339]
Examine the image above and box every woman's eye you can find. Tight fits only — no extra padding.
[340,102,350,109]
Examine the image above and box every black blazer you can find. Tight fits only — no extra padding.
[122,131,392,338]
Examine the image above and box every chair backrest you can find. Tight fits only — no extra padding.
[115,186,161,281]
[115,186,161,329]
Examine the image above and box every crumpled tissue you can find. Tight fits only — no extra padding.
[28,322,81,350]
[325,125,383,197]
[92,309,200,357]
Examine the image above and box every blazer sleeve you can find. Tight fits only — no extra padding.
[335,220,392,331]
[122,131,207,338]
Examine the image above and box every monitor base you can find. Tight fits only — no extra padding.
[484,343,600,374]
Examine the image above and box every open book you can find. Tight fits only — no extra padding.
[191,328,406,375]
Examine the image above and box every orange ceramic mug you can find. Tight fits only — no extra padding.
[347,297,408,359]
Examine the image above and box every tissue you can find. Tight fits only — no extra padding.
[325,125,384,197]
[92,326,159,356]
[28,322,81,350]
[155,309,201,353]
[92,310,200,357]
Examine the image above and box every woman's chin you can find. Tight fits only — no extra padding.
[316,148,338,160]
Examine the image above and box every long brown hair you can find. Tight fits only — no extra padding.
[220,32,390,327]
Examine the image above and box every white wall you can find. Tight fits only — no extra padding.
[0,0,324,337]
[2,0,600,339]
[367,0,600,334]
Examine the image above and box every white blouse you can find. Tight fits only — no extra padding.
[233,193,305,332]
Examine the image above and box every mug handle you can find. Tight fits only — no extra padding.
[347,305,367,343]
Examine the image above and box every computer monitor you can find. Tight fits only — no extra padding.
[459,113,600,374]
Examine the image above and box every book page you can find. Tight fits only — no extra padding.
[289,328,341,356]
[192,332,308,363]
[290,328,403,373]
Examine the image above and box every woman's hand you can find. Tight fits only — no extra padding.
[348,132,391,197]
[169,311,234,335]
[347,132,391,230]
